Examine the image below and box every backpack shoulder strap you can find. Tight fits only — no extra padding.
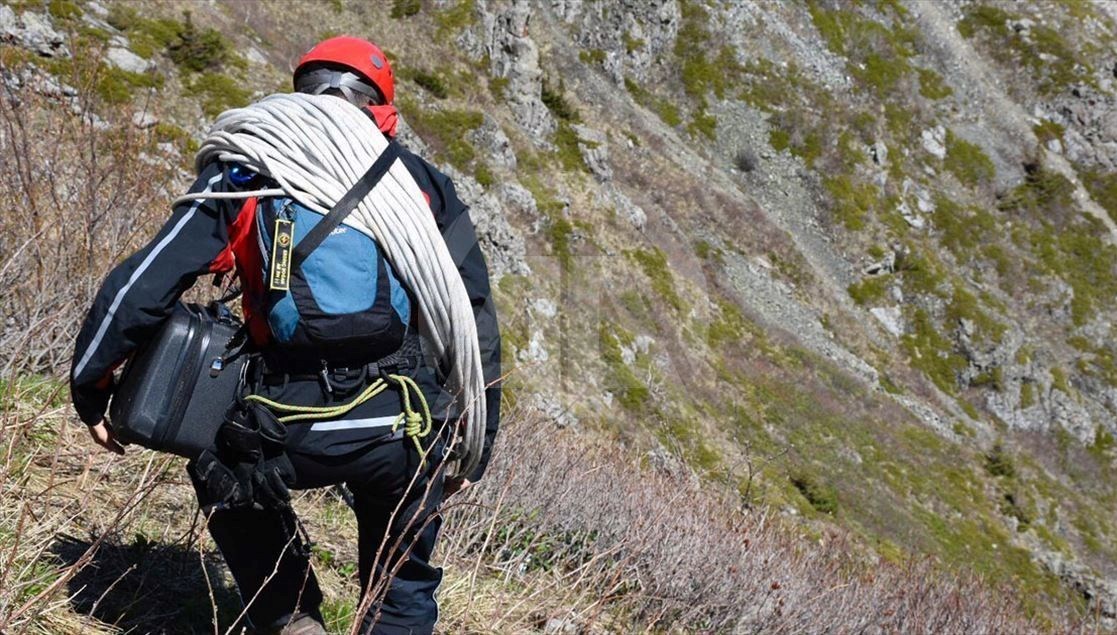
[292,141,401,267]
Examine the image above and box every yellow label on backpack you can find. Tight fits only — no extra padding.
[269,219,294,291]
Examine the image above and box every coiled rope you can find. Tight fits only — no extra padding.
[181,93,484,479]
[245,374,433,462]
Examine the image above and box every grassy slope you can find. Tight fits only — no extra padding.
[0,377,1048,633]
[1,0,1115,630]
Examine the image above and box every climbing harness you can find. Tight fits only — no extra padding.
[177,93,484,479]
[245,372,434,462]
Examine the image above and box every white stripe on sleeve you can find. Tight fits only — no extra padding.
[72,173,225,381]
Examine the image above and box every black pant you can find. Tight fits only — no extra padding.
[188,377,445,634]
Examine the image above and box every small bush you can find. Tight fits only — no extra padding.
[48,0,81,21]
[547,216,575,271]
[624,78,681,127]
[579,49,606,65]
[791,472,838,515]
[552,122,587,173]
[984,443,1016,478]
[1050,367,1070,394]
[1091,427,1115,456]
[902,308,967,394]
[186,72,251,117]
[106,6,183,59]
[541,80,579,122]
[435,0,477,37]
[944,131,995,187]
[1001,490,1033,531]
[167,12,234,74]
[848,275,892,306]
[999,165,1075,217]
[958,5,1012,39]
[734,148,758,173]
[411,70,449,99]
[707,299,749,348]
[1033,119,1065,145]
[769,128,791,151]
[675,2,740,100]
[823,175,879,231]
[628,247,685,313]
[403,104,483,170]
[488,75,508,98]
[932,195,997,262]
[391,0,422,19]
[95,65,164,104]
[473,162,495,189]
[623,32,645,54]
[918,67,953,100]
[688,107,717,140]
[1020,381,1036,408]
[1080,167,1117,223]
[599,325,651,411]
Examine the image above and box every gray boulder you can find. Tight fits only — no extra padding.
[556,0,680,85]
[443,166,531,279]
[571,124,611,181]
[467,115,517,169]
[0,7,68,58]
[107,47,153,74]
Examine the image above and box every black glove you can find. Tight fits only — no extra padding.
[195,448,254,509]
[194,403,296,510]
[252,453,295,509]
[248,404,296,509]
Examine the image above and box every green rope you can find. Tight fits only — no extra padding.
[245,373,433,461]
[388,374,433,462]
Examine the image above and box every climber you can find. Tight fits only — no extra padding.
[69,35,502,635]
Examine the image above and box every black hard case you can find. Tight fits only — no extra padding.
[109,303,245,457]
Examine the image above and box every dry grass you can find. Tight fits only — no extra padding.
[0,375,1057,634]
[438,416,1055,634]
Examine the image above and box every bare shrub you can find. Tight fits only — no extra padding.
[0,383,1083,633]
[439,410,1067,633]
[0,58,180,376]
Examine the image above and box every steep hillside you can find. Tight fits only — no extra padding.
[2,0,1117,631]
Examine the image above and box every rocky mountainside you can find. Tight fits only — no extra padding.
[3,0,1117,627]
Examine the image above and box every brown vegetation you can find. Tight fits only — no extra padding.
[0,60,180,376]
[0,373,1054,633]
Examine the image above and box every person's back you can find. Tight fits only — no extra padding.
[69,36,502,635]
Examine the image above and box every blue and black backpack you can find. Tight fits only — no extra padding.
[245,142,412,366]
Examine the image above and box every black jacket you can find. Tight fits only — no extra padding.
[70,148,502,480]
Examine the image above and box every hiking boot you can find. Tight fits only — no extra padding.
[252,613,327,635]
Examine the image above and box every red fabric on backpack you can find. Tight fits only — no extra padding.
[211,198,271,346]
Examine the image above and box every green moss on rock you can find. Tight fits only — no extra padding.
[628,248,685,313]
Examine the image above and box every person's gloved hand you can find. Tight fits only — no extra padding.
[88,419,125,455]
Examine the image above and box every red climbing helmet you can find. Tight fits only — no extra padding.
[294,36,395,105]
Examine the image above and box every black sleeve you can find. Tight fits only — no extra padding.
[69,163,238,425]
[402,152,503,481]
